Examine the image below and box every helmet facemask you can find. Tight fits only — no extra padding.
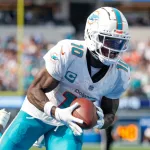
[87,31,129,65]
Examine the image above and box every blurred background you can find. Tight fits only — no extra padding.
[0,0,150,150]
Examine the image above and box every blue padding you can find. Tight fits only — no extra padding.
[83,131,101,143]
[0,96,24,108]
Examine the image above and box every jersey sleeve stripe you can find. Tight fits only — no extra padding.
[117,64,128,72]
[118,60,129,68]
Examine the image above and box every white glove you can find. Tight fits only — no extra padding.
[94,106,104,129]
[55,103,83,136]
[0,109,11,129]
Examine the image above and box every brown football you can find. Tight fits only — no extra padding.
[71,98,98,129]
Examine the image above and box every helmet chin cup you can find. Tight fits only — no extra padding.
[98,54,119,65]
[98,45,119,65]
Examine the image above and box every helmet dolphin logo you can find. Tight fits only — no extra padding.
[88,14,99,21]
[88,11,100,24]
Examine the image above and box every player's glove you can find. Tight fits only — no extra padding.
[0,109,11,129]
[55,103,83,136]
[94,106,104,129]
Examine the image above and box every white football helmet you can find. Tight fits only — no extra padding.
[84,7,130,65]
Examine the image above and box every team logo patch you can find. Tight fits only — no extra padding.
[88,85,94,91]
[65,71,77,83]
[50,52,59,62]
[88,10,100,24]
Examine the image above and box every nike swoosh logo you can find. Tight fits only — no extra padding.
[61,47,65,55]
[62,51,65,55]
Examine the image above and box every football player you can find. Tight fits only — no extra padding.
[0,7,130,150]
[0,109,10,138]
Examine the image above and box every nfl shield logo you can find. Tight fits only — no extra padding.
[88,85,94,91]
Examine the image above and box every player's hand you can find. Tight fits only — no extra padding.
[55,103,83,136]
[94,106,104,129]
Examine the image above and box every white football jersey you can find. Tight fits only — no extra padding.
[21,39,130,126]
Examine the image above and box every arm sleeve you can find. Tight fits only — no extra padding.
[43,41,66,81]
[105,68,131,99]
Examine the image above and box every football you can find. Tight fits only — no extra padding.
[71,98,98,129]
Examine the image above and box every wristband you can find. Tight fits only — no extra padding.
[44,102,55,117]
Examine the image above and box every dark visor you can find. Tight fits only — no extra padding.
[98,35,128,51]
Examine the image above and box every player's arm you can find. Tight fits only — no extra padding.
[27,67,83,136]
[100,96,119,129]
[27,67,59,112]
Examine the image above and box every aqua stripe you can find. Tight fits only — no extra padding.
[117,64,128,72]
[113,8,122,30]
[118,60,129,68]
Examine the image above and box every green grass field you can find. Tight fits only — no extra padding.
[30,144,150,150]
